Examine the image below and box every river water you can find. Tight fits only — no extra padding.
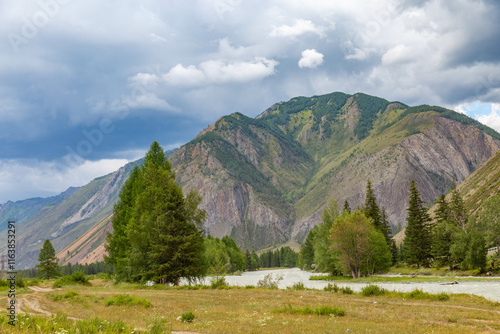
[216,268,500,302]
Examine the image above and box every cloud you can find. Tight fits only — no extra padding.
[0,158,129,203]
[270,19,327,38]
[477,104,500,132]
[162,57,279,87]
[381,44,414,65]
[298,49,324,69]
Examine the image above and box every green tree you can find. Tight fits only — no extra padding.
[364,180,391,245]
[330,210,391,278]
[105,166,141,281]
[343,200,351,214]
[481,195,500,250]
[431,195,457,269]
[403,180,432,267]
[450,188,467,230]
[298,228,316,270]
[106,141,207,285]
[37,240,60,280]
[313,198,341,275]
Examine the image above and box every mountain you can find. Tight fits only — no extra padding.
[170,92,500,249]
[0,187,80,231]
[4,92,500,268]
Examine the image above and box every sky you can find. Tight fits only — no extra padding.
[1,0,500,203]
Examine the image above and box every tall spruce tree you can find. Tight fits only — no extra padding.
[431,194,456,269]
[37,240,60,279]
[298,228,316,270]
[450,188,467,230]
[403,179,432,267]
[364,180,391,245]
[313,198,341,275]
[106,141,207,284]
[343,200,351,214]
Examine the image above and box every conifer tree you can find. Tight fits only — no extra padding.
[298,228,316,270]
[106,141,207,285]
[364,180,391,244]
[431,194,456,269]
[343,200,351,214]
[37,240,60,279]
[313,198,341,275]
[403,179,432,267]
[450,188,467,230]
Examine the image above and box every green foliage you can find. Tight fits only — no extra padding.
[210,276,229,289]
[298,228,316,270]
[180,311,195,323]
[37,239,60,280]
[106,141,207,285]
[480,195,500,249]
[403,289,449,301]
[53,271,91,288]
[256,273,283,289]
[450,228,487,271]
[352,93,390,140]
[273,304,345,316]
[404,180,432,267]
[289,282,306,290]
[259,246,298,268]
[361,285,386,296]
[323,283,340,292]
[205,235,246,275]
[331,210,392,278]
[104,294,152,308]
[314,198,342,275]
[364,180,391,245]
[341,286,354,294]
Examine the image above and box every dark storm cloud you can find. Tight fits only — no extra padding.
[1,0,500,202]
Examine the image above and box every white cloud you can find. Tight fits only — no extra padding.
[0,158,128,203]
[298,49,324,69]
[162,57,278,87]
[477,105,500,133]
[270,19,327,38]
[381,44,414,65]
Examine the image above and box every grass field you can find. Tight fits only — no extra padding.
[2,278,500,333]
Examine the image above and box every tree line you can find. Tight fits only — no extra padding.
[299,178,500,277]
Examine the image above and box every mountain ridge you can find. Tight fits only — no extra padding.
[3,92,500,268]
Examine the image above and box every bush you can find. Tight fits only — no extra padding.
[274,304,345,317]
[181,311,195,323]
[323,283,340,292]
[104,294,152,308]
[361,285,386,296]
[289,282,306,290]
[341,286,353,294]
[53,271,91,288]
[210,276,228,289]
[257,274,284,289]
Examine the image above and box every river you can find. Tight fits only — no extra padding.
[216,268,500,302]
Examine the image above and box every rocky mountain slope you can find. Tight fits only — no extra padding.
[170,93,500,250]
[4,92,500,268]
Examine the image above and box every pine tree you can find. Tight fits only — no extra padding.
[37,240,60,279]
[314,198,341,275]
[450,188,467,230]
[364,180,391,244]
[298,228,316,270]
[403,179,432,267]
[343,200,351,214]
[434,194,450,224]
[106,141,207,285]
[431,194,456,269]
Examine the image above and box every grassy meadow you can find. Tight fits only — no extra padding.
[2,276,500,333]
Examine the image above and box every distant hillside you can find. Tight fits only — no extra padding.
[0,187,79,231]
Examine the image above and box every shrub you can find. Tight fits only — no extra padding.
[290,282,306,290]
[323,283,340,292]
[361,285,386,296]
[104,294,152,308]
[274,304,345,317]
[257,274,284,289]
[437,292,450,301]
[53,271,91,288]
[181,311,195,323]
[210,276,228,289]
[341,286,353,294]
